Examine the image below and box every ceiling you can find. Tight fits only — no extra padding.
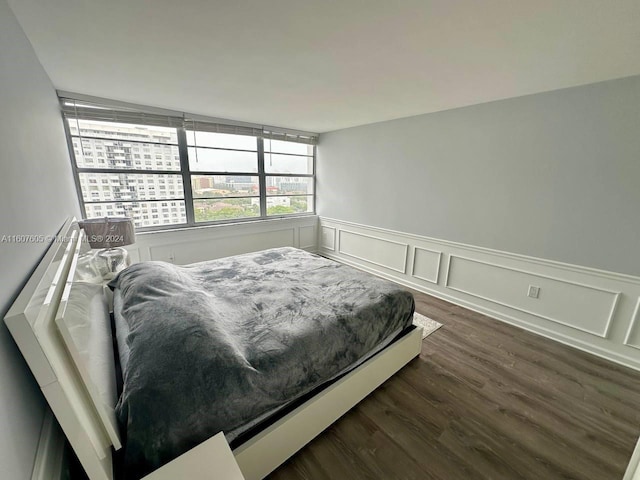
[8,0,640,133]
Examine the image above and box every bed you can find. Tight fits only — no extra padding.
[4,218,423,480]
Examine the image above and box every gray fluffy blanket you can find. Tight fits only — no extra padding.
[110,247,414,478]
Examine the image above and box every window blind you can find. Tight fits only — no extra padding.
[183,118,263,138]
[60,94,318,144]
[62,93,316,230]
[60,98,184,129]
[263,129,318,145]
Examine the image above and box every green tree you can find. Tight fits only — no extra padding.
[290,198,308,212]
[267,205,296,215]
[195,205,259,222]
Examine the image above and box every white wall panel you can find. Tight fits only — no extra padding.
[411,247,442,284]
[149,229,295,265]
[338,230,408,273]
[129,216,317,266]
[624,297,640,350]
[320,217,640,371]
[320,226,336,251]
[446,255,619,338]
[299,225,316,250]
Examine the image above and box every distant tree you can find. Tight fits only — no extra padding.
[224,198,252,207]
[195,206,246,222]
[214,207,244,219]
[267,205,296,215]
[290,198,308,212]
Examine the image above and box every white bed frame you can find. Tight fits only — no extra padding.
[5,218,422,480]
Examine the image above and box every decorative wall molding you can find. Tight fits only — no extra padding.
[319,217,640,371]
[445,255,620,339]
[128,216,318,265]
[320,217,640,285]
[31,409,64,480]
[338,229,409,274]
[299,225,317,250]
[410,246,442,284]
[624,297,640,351]
[124,214,640,369]
[320,226,336,251]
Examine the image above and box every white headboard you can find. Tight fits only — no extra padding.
[4,218,119,480]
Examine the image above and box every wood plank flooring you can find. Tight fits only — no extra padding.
[268,290,640,480]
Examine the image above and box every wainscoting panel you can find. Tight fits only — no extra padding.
[129,216,318,266]
[446,256,619,338]
[319,217,640,371]
[338,230,408,273]
[299,225,317,250]
[624,297,640,351]
[411,247,442,284]
[149,229,295,265]
[320,226,336,251]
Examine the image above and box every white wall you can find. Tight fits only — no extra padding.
[319,218,640,370]
[317,75,640,277]
[127,216,318,265]
[317,76,640,371]
[0,1,80,478]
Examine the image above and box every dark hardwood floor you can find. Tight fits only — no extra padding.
[268,290,640,480]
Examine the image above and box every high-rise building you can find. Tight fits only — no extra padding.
[71,120,186,227]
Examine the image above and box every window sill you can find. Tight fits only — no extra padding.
[136,213,317,237]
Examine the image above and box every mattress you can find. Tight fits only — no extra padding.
[110,247,415,479]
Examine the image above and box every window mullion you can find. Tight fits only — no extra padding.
[63,103,315,228]
[312,145,316,214]
[177,128,196,225]
[257,137,267,218]
[62,113,88,219]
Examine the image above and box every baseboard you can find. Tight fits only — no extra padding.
[319,217,640,371]
[31,409,64,480]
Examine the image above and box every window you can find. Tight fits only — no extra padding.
[263,138,314,216]
[187,130,260,223]
[67,118,185,229]
[62,98,316,231]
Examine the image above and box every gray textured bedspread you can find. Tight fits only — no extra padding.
[110,247,414,478]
